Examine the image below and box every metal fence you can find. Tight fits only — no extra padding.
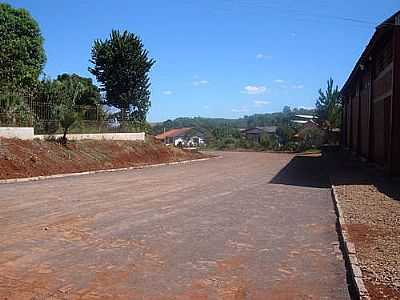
[0,92,146,134]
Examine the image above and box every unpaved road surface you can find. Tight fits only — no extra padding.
[0,152,350,299]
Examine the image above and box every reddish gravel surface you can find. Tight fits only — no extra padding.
[0,138,206,180]
[330,152,400,300]
[0,152,350,299]
[0,153,349,299]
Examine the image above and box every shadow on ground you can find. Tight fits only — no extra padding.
[270,154,331,188]
[270,149,400,201]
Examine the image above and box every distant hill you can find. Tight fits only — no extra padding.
[151,107,315,135]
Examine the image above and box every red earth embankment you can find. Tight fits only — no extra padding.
[0,137,208,180]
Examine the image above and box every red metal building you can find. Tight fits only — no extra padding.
[341,11,400,175]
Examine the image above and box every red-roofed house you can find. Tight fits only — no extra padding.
[155,128,206,147]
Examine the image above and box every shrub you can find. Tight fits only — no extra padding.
[0,92,31,126]
[298,128,325,151]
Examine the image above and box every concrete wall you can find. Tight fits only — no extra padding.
[0,127,34,140]
[0,128,145,141]
[36,132,146,141]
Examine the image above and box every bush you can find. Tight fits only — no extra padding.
[298,128,325,151]
[259,134,279,150]
[0,92,32,126]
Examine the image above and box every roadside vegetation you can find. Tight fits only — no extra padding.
[0,3,154,143]
[152,85,342,153]
[0,2,342,152]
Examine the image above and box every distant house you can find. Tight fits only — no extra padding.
[241,126,278,143]
[155,128,206,147]
[341,10,400,175]
[292,114,317,125]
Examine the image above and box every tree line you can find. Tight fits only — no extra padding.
[0,2,342,148]
[152,92,342,152]
[0,3,154,143]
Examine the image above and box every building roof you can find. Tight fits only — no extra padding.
[295,114,316,119]
[292,119,318,125]
[292,120,309,124]
[341,10,400,94]
[242,126,278,134]
[155,128,192,140]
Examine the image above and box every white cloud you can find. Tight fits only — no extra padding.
[274,79,285,84]
[162,90,173,95]
[241,85,267,95]
[256,53,272,60]
[299,106,315,110]
[292,84,304,89]
[254,100,271,107]
[193,80,209,86]
[231,107,249,113]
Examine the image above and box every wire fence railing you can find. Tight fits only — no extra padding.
[33,120,147,135]
[0,92,146,134]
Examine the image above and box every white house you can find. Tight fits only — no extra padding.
[155,128,206,147]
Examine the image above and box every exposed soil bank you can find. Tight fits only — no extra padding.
[0,138,207,180]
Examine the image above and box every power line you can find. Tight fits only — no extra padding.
[218,0,377,27]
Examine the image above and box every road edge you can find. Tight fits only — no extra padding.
[331,185,370,300]
[0,156,221,185]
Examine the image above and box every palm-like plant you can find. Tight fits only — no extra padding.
[316,78,342,130]
[55,81,85,144]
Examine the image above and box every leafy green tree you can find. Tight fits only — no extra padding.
[0,3,46,90]
[276,126,295,146]
[282,106,291,115]
[316,78,342,130]
[89,30,155,121]
[56,74,101,106]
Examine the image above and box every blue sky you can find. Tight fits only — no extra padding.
[7,0,400,122]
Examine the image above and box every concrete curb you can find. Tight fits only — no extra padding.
[331,186,370,300]
[0,156,221,185]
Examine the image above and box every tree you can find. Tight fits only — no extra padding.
[298,127,325,151]
[316,78,342,130]
[54,80,85,144]
[89,30,155,122]
[56,74,101,106]
[282,106,291,115]
[276,125,295,146]
[0,3,46,90]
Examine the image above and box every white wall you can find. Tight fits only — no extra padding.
[0,127,34,140]
[0,127,145,141]
[36,132,146,141]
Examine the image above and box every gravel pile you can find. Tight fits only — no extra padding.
[334,183,400,299]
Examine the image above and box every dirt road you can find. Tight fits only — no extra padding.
[0,152,350,299]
